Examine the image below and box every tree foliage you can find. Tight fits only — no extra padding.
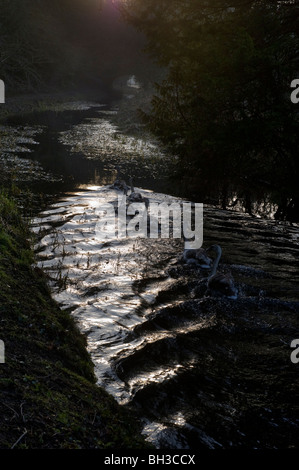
[0,0,105,89]
[0,0,151,93]
[124,0,299,219]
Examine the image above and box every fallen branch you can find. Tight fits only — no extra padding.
[11,429,28,449]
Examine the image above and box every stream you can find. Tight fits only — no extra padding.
[1,80,299,449]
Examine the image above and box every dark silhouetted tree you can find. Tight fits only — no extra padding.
[124,0,299,219]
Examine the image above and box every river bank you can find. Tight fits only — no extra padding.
[0,192,149,449]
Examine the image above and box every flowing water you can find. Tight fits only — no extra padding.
[1,83,299,449]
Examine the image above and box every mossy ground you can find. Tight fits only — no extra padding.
[0,193,149,449]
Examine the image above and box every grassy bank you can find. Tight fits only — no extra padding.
[0,193,148,449]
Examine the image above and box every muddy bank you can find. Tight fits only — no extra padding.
[0,193,149,449]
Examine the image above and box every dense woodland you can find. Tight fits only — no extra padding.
[122,0,299,221]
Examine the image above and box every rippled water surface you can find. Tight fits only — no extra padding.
[2,90,299,449]
[32,190,299,449]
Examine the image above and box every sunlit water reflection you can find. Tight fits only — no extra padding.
[32,186,184,404]
[33,184,299,449]
[2,93,299,449]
